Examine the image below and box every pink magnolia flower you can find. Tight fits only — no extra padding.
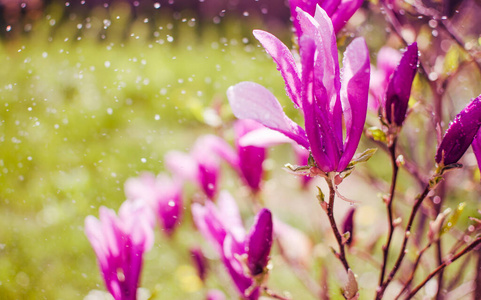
[192,191,273,299]
[289,0,364,36]
[165,135,237,199]
[85,201,154,300]
[124,172,183,235]
[227,6,370,174]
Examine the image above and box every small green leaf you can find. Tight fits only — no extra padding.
[429,175,443,188]
[284,163,310,173]
[367,127,387,142]
[442,202,466,234]
[348,148,378,167]
[308,153,316,167]
[316,186,325,203]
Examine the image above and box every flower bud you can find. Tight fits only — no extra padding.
[190,247,208,282]
[342,208,356,246]
[246,209,273,276]
[384,43,418,127]
[435,95,481,165]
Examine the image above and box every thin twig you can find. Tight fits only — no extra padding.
[261,286,291,300]
[326,176,350,272]
[378,139,400,287]
[395,240,434,299]
[376,180,434,299]
[406,236,481,299]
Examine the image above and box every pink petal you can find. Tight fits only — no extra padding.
[330,0,364,33]
[227,81,309,149]
[253,30,302,108]
[239,127,295,147]
[338,37,370,171]
[164,150,199,182]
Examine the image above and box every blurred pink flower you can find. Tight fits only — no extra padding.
[165,135,237,199]
[192,191,273,299]
[84,201,154,300]
[124,172,183,235]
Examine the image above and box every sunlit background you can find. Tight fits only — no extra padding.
[1,0,481,299]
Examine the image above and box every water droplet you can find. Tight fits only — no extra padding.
[168,200,175,207]
[154,2,161,9]
[6,25,11,32]
[141,158,147,163]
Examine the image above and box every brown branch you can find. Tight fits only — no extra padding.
[376,180,434,299]
[261,286,291,300]
[395,240,434,299]
[326,176,350,272]
[378,139,400,287]
[406,237,481,299]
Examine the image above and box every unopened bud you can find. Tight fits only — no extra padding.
[393,217,402,227]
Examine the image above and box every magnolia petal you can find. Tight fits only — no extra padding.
[191,202,226,253]
[321,0,343,16]
[197,134,240,171]
[239,127,295,147]
[227,81,309,149]
[124,172,157,203]
[288,0,318,38]
[234,120,266,192]
[300,36,336,172]
[164,150,199,183]
[472,129,481,175]
[253,30,302,108]
[330,0,364,33]
[338,37,370,171]
[436,95,481,165]
[298,6,343,147]
[385,43,418,126]
[217,191,245,239]
[222,234,259,299]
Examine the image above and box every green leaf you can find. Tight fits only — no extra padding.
[367,127,386,142]
[316,186,325,203]
[348,148,378,168]
[442,202,466,234]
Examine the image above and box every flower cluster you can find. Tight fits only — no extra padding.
[193,191,273,299]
